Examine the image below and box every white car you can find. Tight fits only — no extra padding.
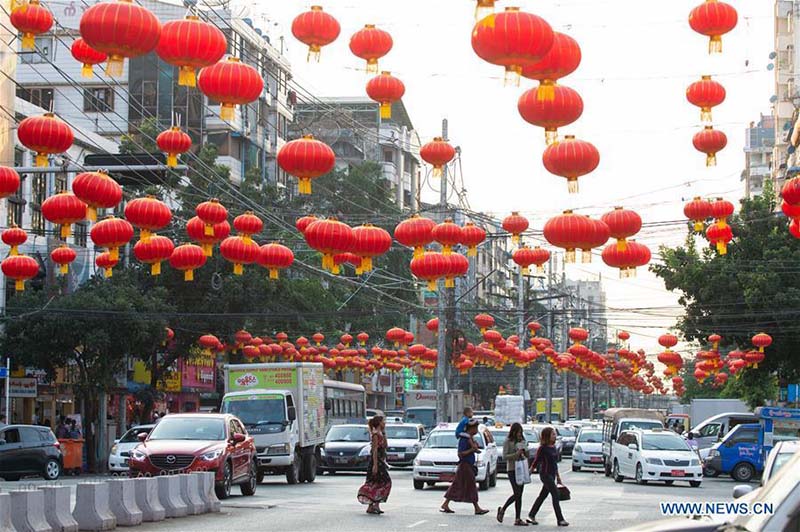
[108,424,154,472]
[412,423,498,491]
[384,423,426,468]
[611,429,702,487]
[572,427,604,471]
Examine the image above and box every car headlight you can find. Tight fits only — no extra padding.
[200,449,224,461]
[409,443,422,452]
[267,444,291,455]
[130,449,146,461]
[475,458,484,467]
[358,446,372,457]
[320,448,326,456]
[574,445,583,453]
[707,449,717,459]
[416,459,434,466]
[690,459,700,466]
[110,444,118,456]
[645,458,663,465]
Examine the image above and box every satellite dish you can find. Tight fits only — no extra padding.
[769,51,778,59]
[770,95,778,103]
[768,63,775,71]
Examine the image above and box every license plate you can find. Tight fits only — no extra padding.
[123,459,129,466]
[335,457,349,464]
[388,453,402,460]
[671,470,685,476]
[440,473,454,482]
[589,457,602,463]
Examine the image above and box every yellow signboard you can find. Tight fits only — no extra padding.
[132,360,181,392]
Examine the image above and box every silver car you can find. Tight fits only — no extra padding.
[571,428,603,471]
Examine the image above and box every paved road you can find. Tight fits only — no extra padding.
[0,467,743,531]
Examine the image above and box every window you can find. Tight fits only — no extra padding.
[73,222,87,247]
[383,150,394,163]
[16,86,53,111]
[697,423,721,438]
[20,36,53,63]
[277,115,288,139]
[7,151,25,227]
[30,173,46,236]
[1,428,20,444]
[727,427,759,445]
[19,427,40,444]
[54,173,67,192]
[84,87,114,112]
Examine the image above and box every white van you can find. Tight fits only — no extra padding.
[687,412,757,450]
[602,408,665,476]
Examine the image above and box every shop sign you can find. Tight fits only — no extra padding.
[9,377,37,398]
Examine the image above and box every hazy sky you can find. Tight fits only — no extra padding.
[252,0,774,356]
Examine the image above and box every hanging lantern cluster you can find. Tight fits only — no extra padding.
[705,198,734,255]
[543,210,609,264]
[781,177,800,239]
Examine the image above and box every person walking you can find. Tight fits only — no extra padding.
[528,426,568,527]
[440,419,490,515]
[497,422,529,526]
[358,416,392,515]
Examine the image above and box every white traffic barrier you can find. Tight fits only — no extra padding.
[9,489,53,532]
[132,478,165,522]
[106,479,143,527]
[156,475,188,518]
[72,482,117,531]
[178,474,205,515]
[39,485,79,532]
[194,472,220,513]
[0,493,13,532]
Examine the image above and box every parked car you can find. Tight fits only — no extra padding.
[703,423,762,482]
[556,426,577,455]
[127,413,257,499]
[612,429,702,487]
[0,424,62,481]
[685,412,757,450]
[318,424,371,474]
[412,423,498,491]
[601,408,665,476]
[571,427,604,471]
[488,425,539,473]
[108,424,154,473]
[761,440,799,484]
[385,423,425,468]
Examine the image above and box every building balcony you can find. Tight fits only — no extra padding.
[381,161,399,184]
[748,165,771,178]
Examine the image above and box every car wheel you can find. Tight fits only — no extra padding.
[42,459,60,481]
[702,465,717,477]
[256,470,264,484]
[302,453,317,483]
[215,462,233,500]
[731,462,755,483]
[613,460,623,483]
[240,461,257,496]
[479,473,490,491]
[604,459,612,477]
[635,463,647,485]
[413,480,424,490]
[572,465,581,472]
[489,468,497,488]
[689,481,702,488]
[286,452,301,485]
[665,480,674,485]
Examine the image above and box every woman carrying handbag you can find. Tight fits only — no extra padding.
[497,423,530,526]
[528,426,569,527]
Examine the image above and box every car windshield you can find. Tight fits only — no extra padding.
[221,395,286,432]
[524,430,539,443]
[619,420,663,432]
[642,433,690,451]
[326,426,370,442]
[425,431,484,449]
[578,431,602,443]
[385,426,419,439]
[557,427,575,437]
[120,427,151,443]
[492,431,509,446]
[770,452,794,478]
[406,408,436,428]
[148,418,225,441]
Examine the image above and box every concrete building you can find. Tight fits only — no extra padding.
[15,0,293,187]
[291,97,421,209]
[564,278,609,351]
[773,1,800,183]
[743,114,775,197]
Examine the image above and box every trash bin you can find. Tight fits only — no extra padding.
[58,438,84,475]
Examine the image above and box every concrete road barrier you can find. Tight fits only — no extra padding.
[107,479,143,527]
[0,493,13,532]
[10,490,53,532]
[178,474,205,515]
[132,478,165,522]
[39,485,79,532]
[73,482,117,531]
[194,472,220,513]
[156,475,188,518]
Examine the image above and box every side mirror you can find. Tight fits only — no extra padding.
[113,439,120,444]
[232,433,246,444]
[627,443,638,450]
[287,407,297,422]
[137,432,147,442]
[732,485,754,499]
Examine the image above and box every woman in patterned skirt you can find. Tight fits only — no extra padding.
[357,416,391,514]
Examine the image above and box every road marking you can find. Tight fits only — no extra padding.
[408,520,428,528]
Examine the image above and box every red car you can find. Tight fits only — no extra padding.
[128,413,257,499]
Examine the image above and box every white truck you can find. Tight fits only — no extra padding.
[222,362,325,484]
[403,390,465,428]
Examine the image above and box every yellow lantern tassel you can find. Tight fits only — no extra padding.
[150,262,161,276]
[366,58,378,74]
[14,279,24,291]
[537,264,544,274]
[166,153,178,167]
[104,267,112,278]
[537,80,556,102]
[413,246,424,259]
[105,55,124,77]
[503,66,522,87]
[565,249,575,263]
[35,153,48,167]
[233,263,243,275]
[60,224,71,239]
[21,32,35,50]
[706,153,717,166]
[379,102,391,119]
[307,44,321,63]
[708,35,722,55]
[220,103,235,121]
[442,245,452,256]
[81,64,93,78]
[140,229,152,242]
[242,235,252,245]
[467,246,477,257]
[521,266,529,276]
[184,269,194,281]
[86,207,97,222]
[567,178,579,194]
[545,129,558,146]
[716,241,727,255]
[581,250,592,263]
[178,66,197,87]
[700,107,712,123]
[426,280,437,291]
[109,247,119,261]
[616,239,627,252]
[269,268,279,280]
[693,221,704,232]
[445,277,455,288]
[331,264,340,275]
[59,263,68,274]
[202,243,212,257]
[9,246,18,256]
[355,264,364,275]
[432,166,443,178]
[203,223,213,236]
[363,256,373,272]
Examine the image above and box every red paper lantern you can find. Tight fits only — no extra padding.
[782,200,800,220]
[351,224,392,273]
[394,215,436,259]
[133,235,174,276]
[658,334,678,349]
[432,219,462,256]
[291,5,341,62]
[601,241,651,278]
[187,216,230,257]
[520,32,581,99]
[70,38,107,78]
[543,211,605,263]
[386,327,406,347]
[474,313,495,333]
[197,57,263,121]
[156,15,226,87]
[2,254,38,290]
[233,211,263,244]
[684,197,713,232]
[502,212,529,244]
[790,219,800,239]
[90,216,133,261]
[426,318,439,333]
[71,170,122,221]
[471,7,555,86]
[258,243,294,280]
[513,244,541,275]
[305,218,354,271]
[689,0,738,54]
[686,75,726,122]
[419,137,456,177]
[41,191,87,238]
[445,253,469,288]
[2,225,27,256]
[169,243,206,281]
[409,251,450,291]
[0,166,20,198]
[296,215,318,234]
[366,71,405,119]
[156,127,192,168]
[518,84,583,145]
[618,331,630,341]
[781,177,800,205]
[751,332,772,352]
[95,251,118,278]
[710,198,734,226]
[705,223,733,255]
[601,207,642,251]
[79,0,161,76]
[349,24,392,73]
[50,244,76,275]
[10,0,53,50]
[277,135,336,195]
[460,222,486,257]
[17,113,74,167]
[219,236,259,275]
[693,126,727,166]
[332,252,361,275]
[744,350,765,368]
[124,196,172,242]
[542,135,599,193]
[195,199,228,237]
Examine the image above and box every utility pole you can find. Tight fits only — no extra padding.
[517,268,525,398]
[435,118,449,425]
[545,255,554,423]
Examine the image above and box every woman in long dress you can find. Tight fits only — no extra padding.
[440,419,489,515]
[357,416,391,514]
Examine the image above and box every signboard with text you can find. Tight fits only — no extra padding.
[9,377,37,398]
[226,367,297,392]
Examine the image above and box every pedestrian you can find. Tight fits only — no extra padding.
[68,419,82,439]
[455,407,474,437]
[357,416,391,515]
[497,422,529,526]
[686,432,699,455]
[55,417,69,439]
[677,422,685,435]
[440,419,489,515]
[528,426,568,527]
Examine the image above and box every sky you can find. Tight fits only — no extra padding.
[250,0,774,357]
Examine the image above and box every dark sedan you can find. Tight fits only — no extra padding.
[0,424,62,481]
[319,424,371,473]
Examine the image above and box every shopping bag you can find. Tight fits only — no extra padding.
[515,459,531,485]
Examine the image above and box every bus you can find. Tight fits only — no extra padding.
[323,379,367,430]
